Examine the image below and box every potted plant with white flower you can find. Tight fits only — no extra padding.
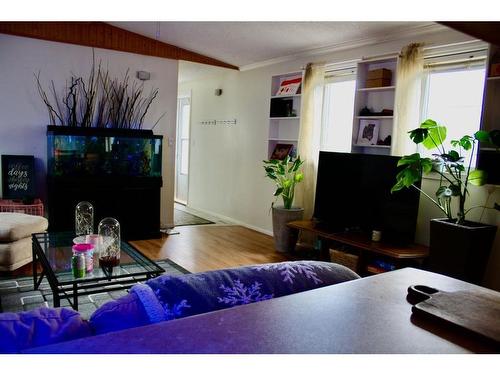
[263,155,304,252]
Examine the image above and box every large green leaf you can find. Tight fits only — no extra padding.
[274,187,283,196]
[447,150,461,162]
[458,135,474,151]
[474,130,491,143]
[420,119,438,128]
[391,179,406,193]
[408,128,429,144]
[421,158,434,174]
[469,169,488,186]
[422,126,446,150]
[395,167,421,188]
[397,153,421,166]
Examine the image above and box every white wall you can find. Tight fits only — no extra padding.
[179,27,500,289]
[0,34,179,227]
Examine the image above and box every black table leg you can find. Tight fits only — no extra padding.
[73,283,78,311]
[53,292,60,308]
[34,269,46,290]
[32,241,37,289]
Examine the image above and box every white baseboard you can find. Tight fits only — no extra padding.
[185,205,273,237]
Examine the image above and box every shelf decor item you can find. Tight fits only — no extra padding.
[366,68,392,88]
[276,76,302,96]
[98,217,121,271]
[263,155,304,252]
[75,201,94,236]
[357,119,380,145]
[270,143,293,160]
[391,119,499,284]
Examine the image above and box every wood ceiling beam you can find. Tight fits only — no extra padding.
[439,22,500,47]
[0,21,239,70]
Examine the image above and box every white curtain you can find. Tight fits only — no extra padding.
[392,43,424,156]
[296,63,325,219]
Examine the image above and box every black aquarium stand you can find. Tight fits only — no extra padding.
[46,126,163,240]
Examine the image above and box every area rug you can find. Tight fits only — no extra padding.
[174,208,214,226]
[0,259,190,320]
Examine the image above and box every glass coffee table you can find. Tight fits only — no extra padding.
[31,232,164,310]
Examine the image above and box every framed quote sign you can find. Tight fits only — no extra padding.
[1,155,36,199]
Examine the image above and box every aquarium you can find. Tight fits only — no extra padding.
[47,126,162,177]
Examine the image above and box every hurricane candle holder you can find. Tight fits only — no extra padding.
[98,217,121,271]
[75,201,94,236]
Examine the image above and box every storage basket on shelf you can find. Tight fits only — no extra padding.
[329,248,359,273]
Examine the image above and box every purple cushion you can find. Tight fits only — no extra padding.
[0,307,91,353]
[89,292,151,335]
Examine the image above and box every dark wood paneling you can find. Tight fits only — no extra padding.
[0,21,239,70]
[439,22,500,47]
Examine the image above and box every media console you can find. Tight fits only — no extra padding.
[287,220,429,276]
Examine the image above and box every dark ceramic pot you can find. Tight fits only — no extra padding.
[428,218,497,285]
[272,206,304,253]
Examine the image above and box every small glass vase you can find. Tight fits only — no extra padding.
[98,217,121,271]
[75,201,94,236]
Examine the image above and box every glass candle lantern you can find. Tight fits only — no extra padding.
[98,217,121,269]
[75,201,94,236]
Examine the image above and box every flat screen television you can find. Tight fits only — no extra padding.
[313,151,421,244]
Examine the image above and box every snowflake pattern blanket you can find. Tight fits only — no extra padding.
[0,261,360,352]
[130,261,360,325]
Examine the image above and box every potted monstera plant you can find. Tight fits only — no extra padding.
[263,155,304,252]
[392,119,499,284]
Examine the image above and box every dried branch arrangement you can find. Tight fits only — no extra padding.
[35,59,161,129]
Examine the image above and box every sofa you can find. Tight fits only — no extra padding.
[0,212,48,271]
[0,260,359,353]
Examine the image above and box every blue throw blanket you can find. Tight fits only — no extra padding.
[129,260,360,324]
[0,261,359,352]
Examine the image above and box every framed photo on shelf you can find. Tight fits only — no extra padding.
[276,77,302,96]
[270,143,294,160]
[356,119,380,146]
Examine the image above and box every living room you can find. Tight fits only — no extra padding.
[1,0,499,370]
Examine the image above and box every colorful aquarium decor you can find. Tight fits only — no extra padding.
[47,126,162,177]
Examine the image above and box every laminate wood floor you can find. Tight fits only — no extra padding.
[130,225,292,273]
[1,225,292,278]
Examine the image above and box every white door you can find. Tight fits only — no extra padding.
[175,96,191,204]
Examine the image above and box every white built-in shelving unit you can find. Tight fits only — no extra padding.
[267,71,304,158]
[351,57,398,155]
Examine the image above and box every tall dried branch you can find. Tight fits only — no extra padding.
[35,59,161,129]
[34,71,64,125]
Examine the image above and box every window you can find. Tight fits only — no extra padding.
[320,69,356,152]
[420,58,486,167]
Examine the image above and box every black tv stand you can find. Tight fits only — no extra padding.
[287,220,429,276]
